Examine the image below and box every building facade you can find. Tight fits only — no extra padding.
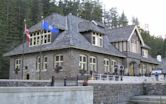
[108,26,159,76]
[4,13,159,80]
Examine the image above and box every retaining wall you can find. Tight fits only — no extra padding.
[0,86,93,104]
[0,79,50,87]
[90,83,143,104]
[143,81,166,95]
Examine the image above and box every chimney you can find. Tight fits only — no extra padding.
[157,55,162,62]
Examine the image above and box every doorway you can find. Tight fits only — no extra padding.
[26,74,30,80]
[129,62,136,76]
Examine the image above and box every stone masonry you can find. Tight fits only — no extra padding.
[91,83,143,104]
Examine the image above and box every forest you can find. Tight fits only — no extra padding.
[0,0,165,78]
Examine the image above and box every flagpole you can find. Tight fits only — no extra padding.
[39,16,44,80]
[22,19,26,80]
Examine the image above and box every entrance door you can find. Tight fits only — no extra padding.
[26,74,30,80]
[129,63,134,76]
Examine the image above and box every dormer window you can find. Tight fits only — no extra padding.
[92,32,103,47]
[142,49,148,58]
[29,30,51,47]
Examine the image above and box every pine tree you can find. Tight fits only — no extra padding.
[118,12,128,27]
[109,8,119,28]
[132,17,139,26]
[80,0,102,21]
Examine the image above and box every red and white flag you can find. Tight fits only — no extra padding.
[24,24,30,46]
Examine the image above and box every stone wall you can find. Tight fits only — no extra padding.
[0,86,93,104]
[9,48,123,80]
[143,82,166,95]
[90,83,143,104]
[0,80,50,87]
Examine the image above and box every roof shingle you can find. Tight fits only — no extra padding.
[108,25,135,42]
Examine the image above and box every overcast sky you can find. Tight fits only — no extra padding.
[101,0,166,38]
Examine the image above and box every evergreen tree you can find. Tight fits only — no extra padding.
[103,11,112,28]
[132,17,139,26]
[118,12,128,27]
[162,38,166,57]
[141,30,164,57]
[80,0,102,21]
[109,8,119,28]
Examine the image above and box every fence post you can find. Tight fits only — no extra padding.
[107,75,109,80]
[64,77,67,86]
[50,76,55,86]
[76,75,79,86]
[99,74,102,80]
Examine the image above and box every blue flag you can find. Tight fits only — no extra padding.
[42,21,59,33]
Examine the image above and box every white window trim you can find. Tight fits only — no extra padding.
[29,31,51,47]
[130,39,137,53]
[15,59,21,71]
[43,56,48,71]
[79,54,87,70]
[142,49,148,58]
[54,54,64,68]
[36,56,42,72]
[104,58,110,72]
[92,32,103,47]
[90,56,97,72]
[111,60,117,73]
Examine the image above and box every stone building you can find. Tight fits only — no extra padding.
[108,26,159,76]
[4,13,159,80]
[158,57,166,75]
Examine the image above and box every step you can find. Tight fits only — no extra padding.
[129,96,166,104]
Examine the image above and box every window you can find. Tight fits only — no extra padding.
[123,41,127,51]
[130,39,137,53]
[79,55,87,70]
[37,56,41,71]
[115,43,118,49]
[90,56,97,71]
[142,64,147,75]
[142,49,148,58]
[99,34,103,46]
[54,55,63,67]
[15,59,21,71]
[92,32,103,47]
[29,31,52,47]
[104,58,110,72]
[111,60,117,73]
[43,56,48,71]
[119,42,123,52]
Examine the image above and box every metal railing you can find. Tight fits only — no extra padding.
[90,74,166,82]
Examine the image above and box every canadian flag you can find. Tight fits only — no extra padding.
[24,24,30,46]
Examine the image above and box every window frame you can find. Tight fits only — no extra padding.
[36,56,42,72]
[142,49,148,58]
[29,31,52,47]
[15,58,21,71]
[89,56,97,72]
[54,54,64,68]
[130,39,137,53]
[43,56,48,71]
[92,32,103,47]
[111,59,117,73]
[104,58,110,73]
[79,54,87,71]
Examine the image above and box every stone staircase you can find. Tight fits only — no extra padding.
[129,96,166,104]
